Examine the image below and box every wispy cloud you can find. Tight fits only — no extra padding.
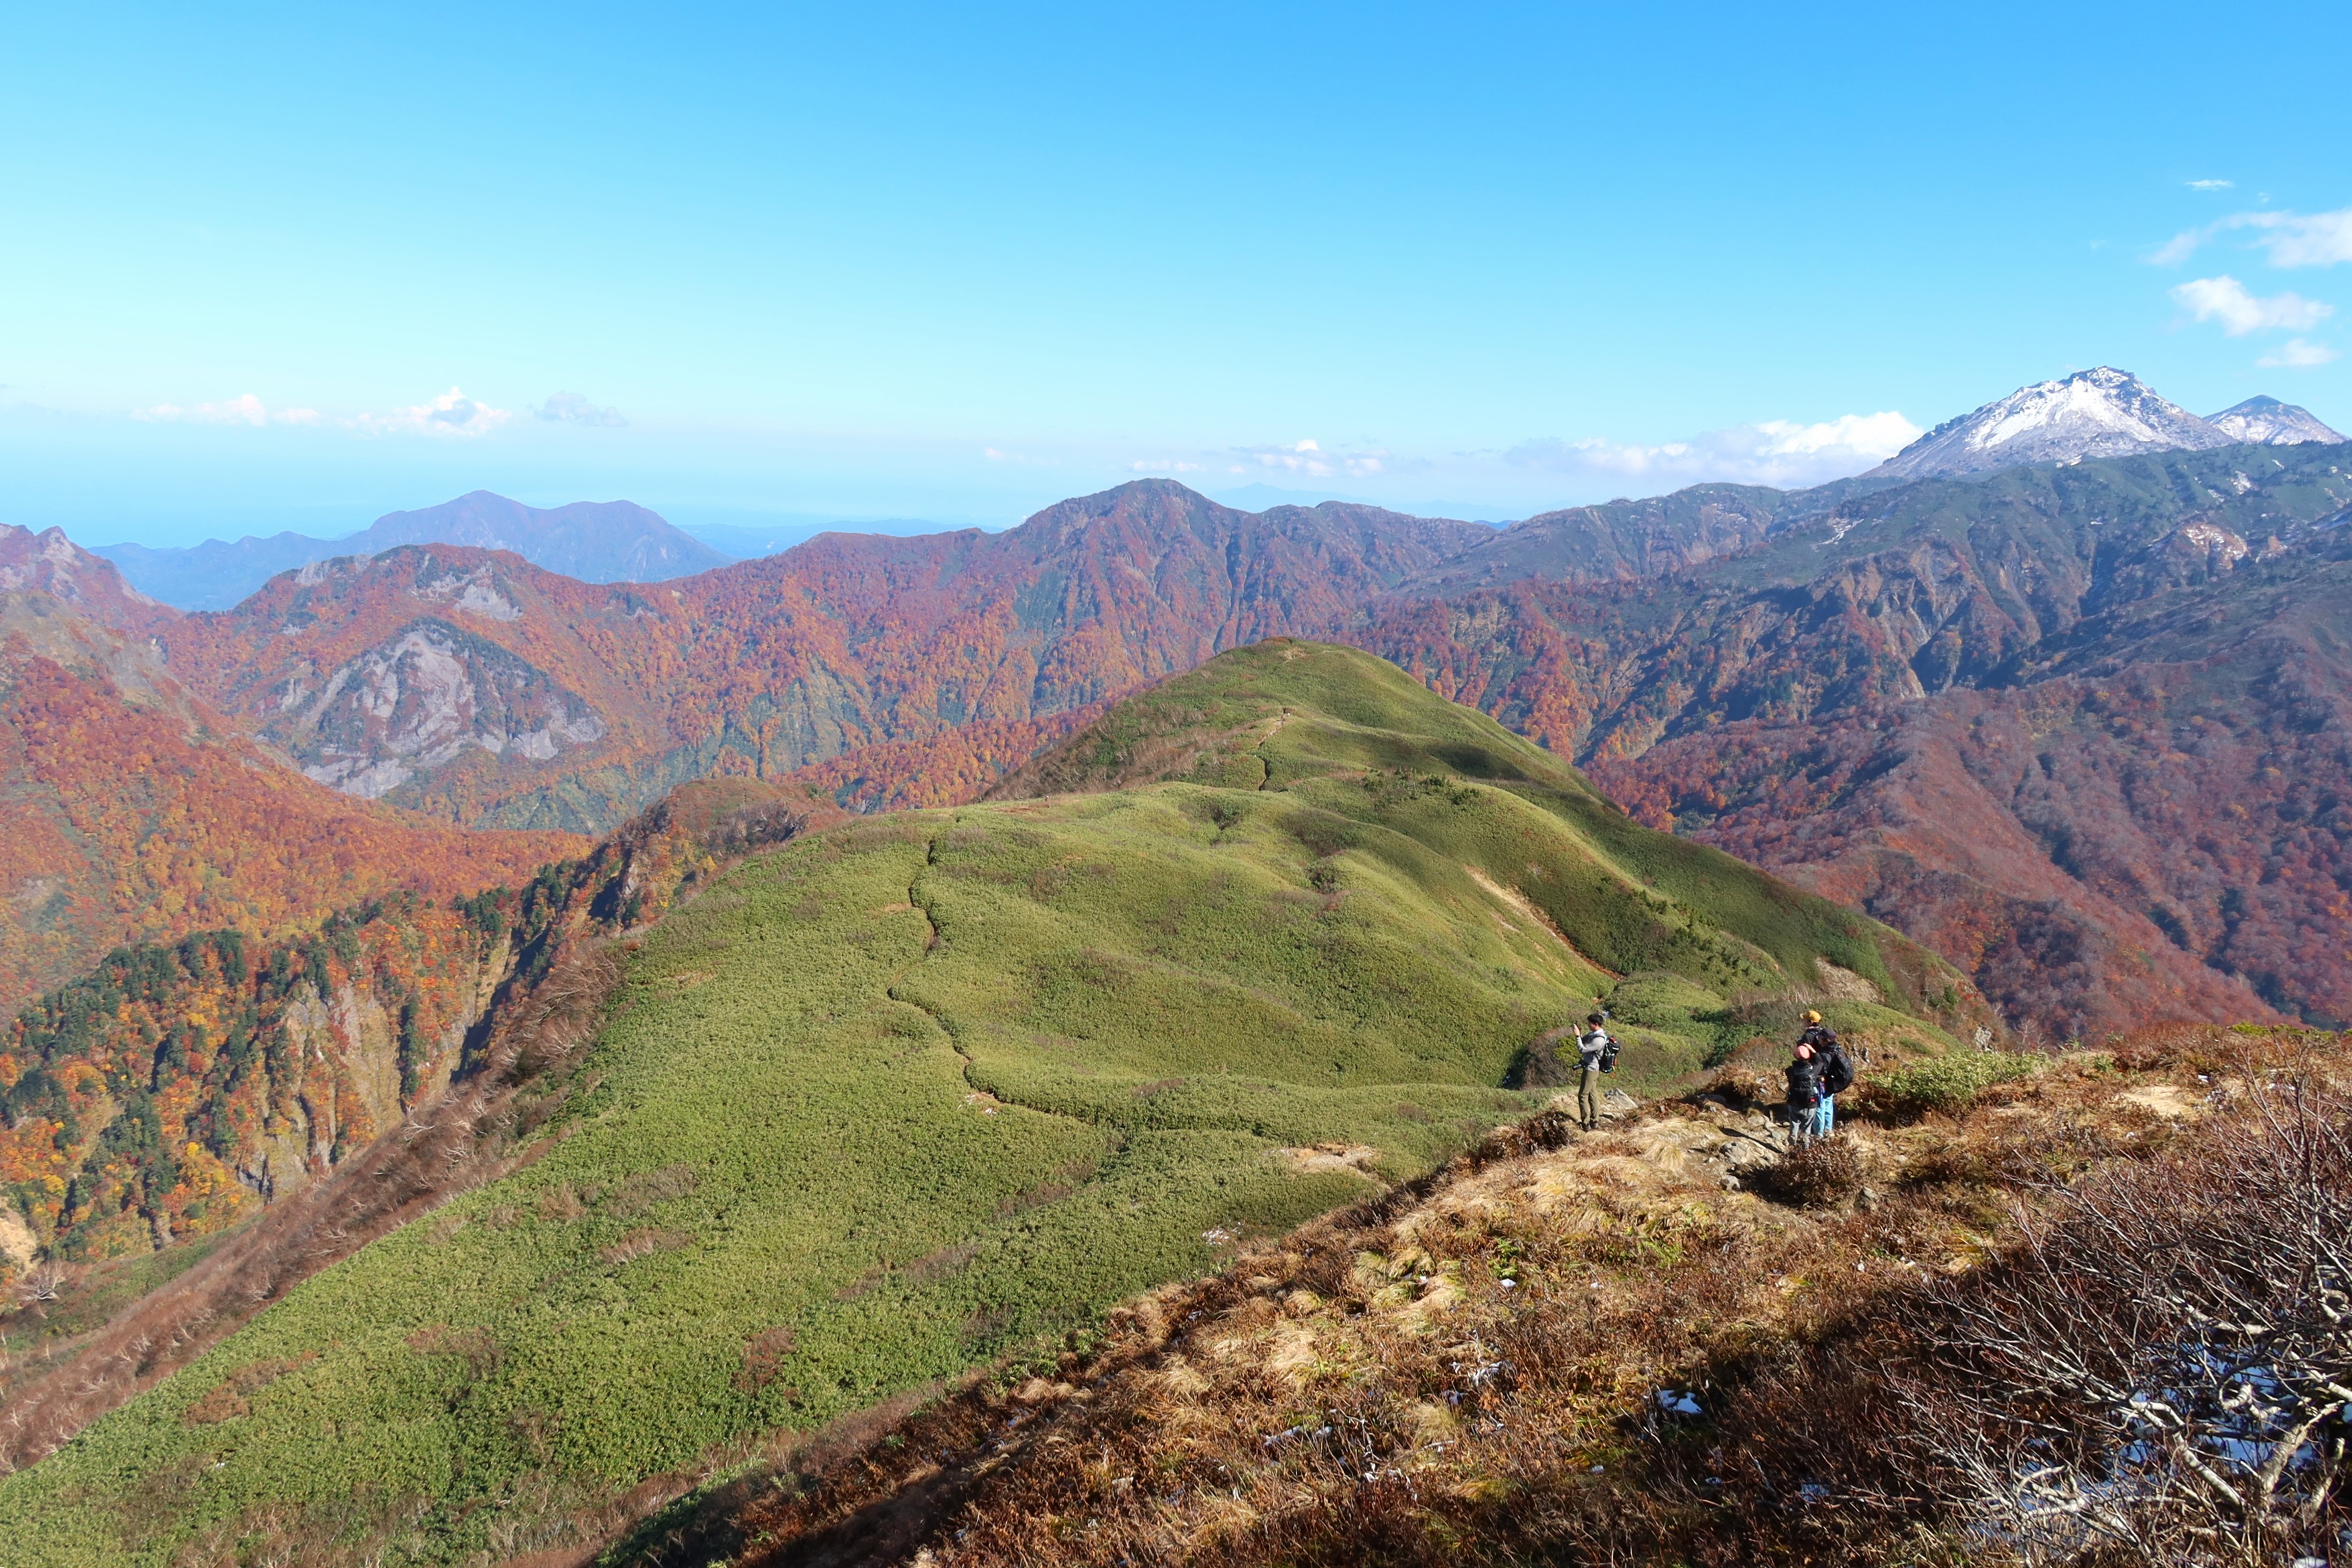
[2154,205,2352,268]
[2171,275,2334,335]
[135,393,320,427]
[537,392,627,427]
[348,386,512,438]
[1504,411,1920,489]
[1129,458,1204,473]
[2259,338,2340,368]
[2185,179,2233,191]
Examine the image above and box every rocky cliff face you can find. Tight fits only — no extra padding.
[283,620,608,798]
[0,899,512,1262]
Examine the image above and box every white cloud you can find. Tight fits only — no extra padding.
[1750,411,1920,458]
[2154,205,2352,269]
[1503,411,1921,489]
[2259,338,2340,368]
[1249,438,1330,476]
[2186,179,2233,191]
[135,393,322,427]
[1233,438,1387,478]
[196,393,266,426]
[2247,208,2352,268]
[537,392,626,427]
[2171,275,2333,335]
[347,386,513,438]
[1128,458,1204,473]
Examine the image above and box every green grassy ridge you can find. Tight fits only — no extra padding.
[997,634,1603,802]
[1000,640,1976,1024]
[0,644,1969,1565]
[0,796,1560,1563]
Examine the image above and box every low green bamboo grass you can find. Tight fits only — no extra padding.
[0,642,1969,1565]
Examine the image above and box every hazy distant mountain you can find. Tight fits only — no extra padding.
[354,492,728,579]
[95,531,352,612]
[2206,395,2346,445]
[1867,366,2233,480]
[95,491,729,610]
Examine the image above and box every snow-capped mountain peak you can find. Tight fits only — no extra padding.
[1868,367,2232,480]
[2205,395,2347,446]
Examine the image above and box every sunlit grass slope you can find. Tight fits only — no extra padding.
[0,640,1969,1565]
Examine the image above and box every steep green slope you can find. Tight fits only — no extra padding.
[0,642,1972,1565]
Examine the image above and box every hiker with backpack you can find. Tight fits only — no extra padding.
[1574,1009,1618,1131]
[1790,1009,1853,1143]
[1785,1043,1825,1147]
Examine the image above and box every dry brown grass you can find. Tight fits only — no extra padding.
[646,1023,2352,1568]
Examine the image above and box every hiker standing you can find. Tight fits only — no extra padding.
[1785,1043,1824,1147]
[1796,1009,1852,1140]
[1575,1011,1614,1131]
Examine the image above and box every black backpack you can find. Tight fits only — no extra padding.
[1600,1032,1621,1074]
[1820,1044,1854,1096]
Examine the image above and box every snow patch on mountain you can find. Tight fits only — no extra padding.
[2205,395,2347,445]
[1867,367,2231,480]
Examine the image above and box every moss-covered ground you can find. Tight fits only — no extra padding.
[0,641,1969,1565]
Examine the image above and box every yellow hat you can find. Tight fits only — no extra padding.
[1803,1009,1822,1024]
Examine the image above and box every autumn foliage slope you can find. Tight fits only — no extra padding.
[0,582,579,1007]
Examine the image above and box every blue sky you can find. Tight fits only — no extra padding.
[6,1,2351,546]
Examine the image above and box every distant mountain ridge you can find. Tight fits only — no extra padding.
[94,491,730,610]
[88,441,2352,1036]
[13,367,2352,1043]
[149,482,1494,831]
